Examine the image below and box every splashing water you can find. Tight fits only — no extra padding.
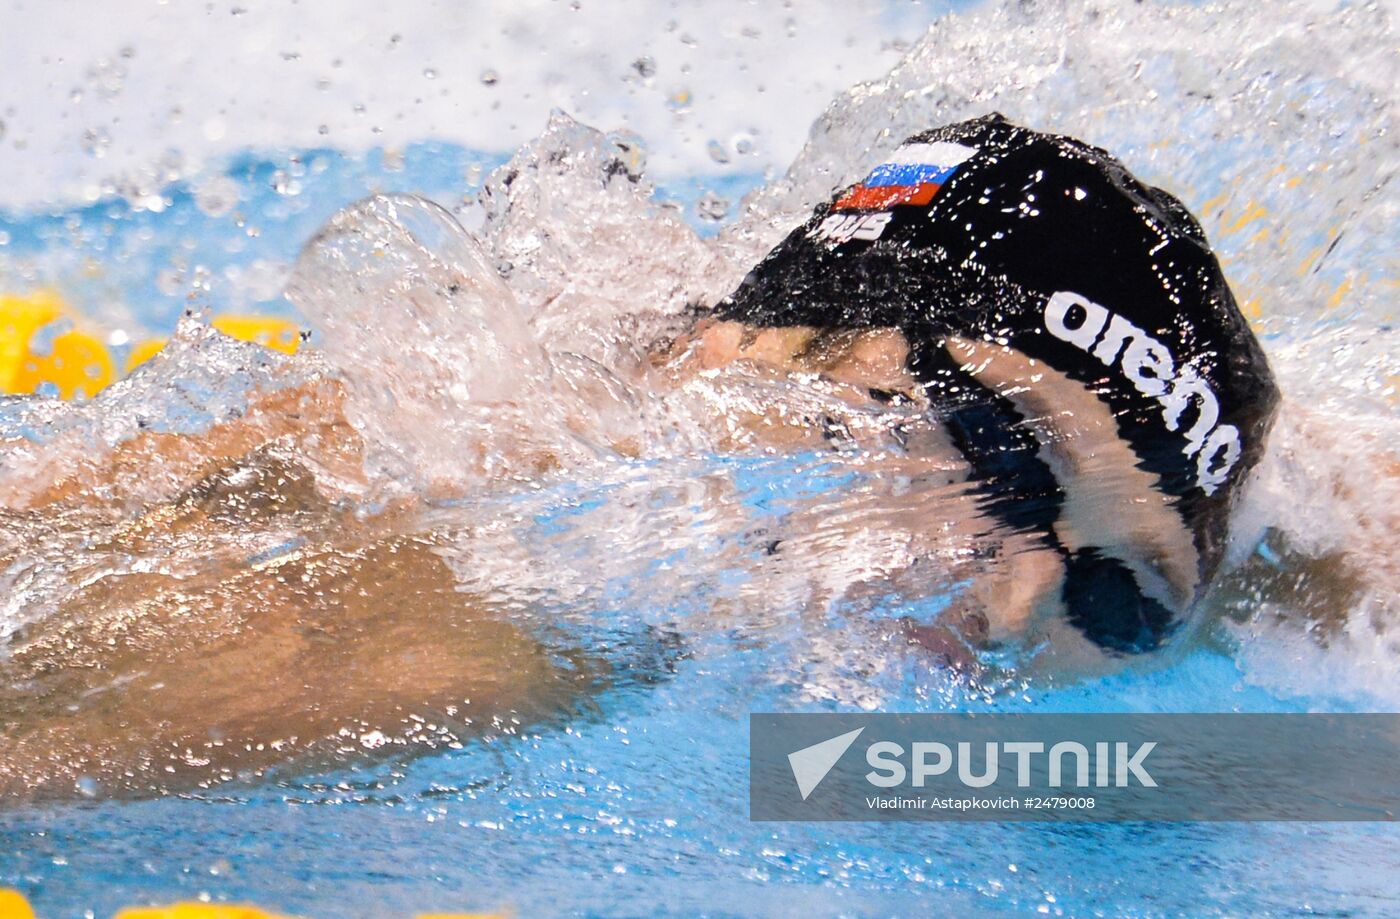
[0,0,1398,915]
[287,193,560,495]
[720,0,1400,705]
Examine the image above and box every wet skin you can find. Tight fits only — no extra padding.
[0,447,608,800]
[0,315,1199,799]
[661,318,1202,654]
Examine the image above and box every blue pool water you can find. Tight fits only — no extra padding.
[0,439,1397,916]
[0,139,762,346]
[2,5,1399,904]
[3,600,1397,916]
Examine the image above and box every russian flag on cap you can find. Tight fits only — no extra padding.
[833,141,978,211]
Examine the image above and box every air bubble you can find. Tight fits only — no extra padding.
[480,69,499,86]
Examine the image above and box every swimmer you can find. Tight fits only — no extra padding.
[0,115,1278,798]
[660,113,1279,660]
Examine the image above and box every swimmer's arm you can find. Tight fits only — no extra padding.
[649,318,929,453]
[0,379,365,512]
[654,319,1067,648]
[945,336,1202,610]
[0,536,591,801]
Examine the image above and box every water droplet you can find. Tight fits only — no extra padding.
[422,67,437,80]
[695,191,729,222]
[80,126,111,158]
[732,132,756,156]
[317,124,329,136]
[271,170,303,196]
[156,267,184,298]
[666,87,692,112]
[87,56,128,99]
[195,175,240,217]
[480,68,499,86]
[608,133,647,180]
[706,140,730,164]
[76,775,99,797]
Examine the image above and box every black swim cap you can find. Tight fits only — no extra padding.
[718,114,1279,652]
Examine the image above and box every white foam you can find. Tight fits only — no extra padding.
[0,0,944,209]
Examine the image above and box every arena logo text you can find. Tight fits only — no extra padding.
[1043,290,1241,494]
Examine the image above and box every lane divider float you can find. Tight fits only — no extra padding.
[0,889,503,919]
[0,290,302,400]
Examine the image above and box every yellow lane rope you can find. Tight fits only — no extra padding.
[0,291,301,400]
[0,890,503,919]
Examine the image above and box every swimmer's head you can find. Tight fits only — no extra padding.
[718,114,1280,653]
